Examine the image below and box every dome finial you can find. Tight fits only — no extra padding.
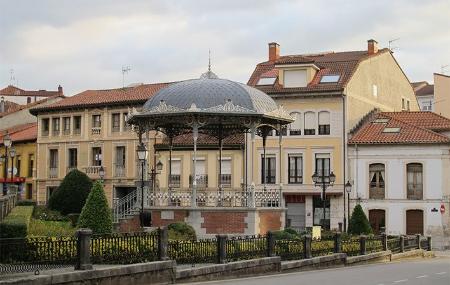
[200,49,218,79]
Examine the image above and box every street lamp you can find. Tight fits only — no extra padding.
[345,181,352,232]
[312,171,336,229]
[2,132,12,195]
[98,166,105,182]
[136,143,148,227]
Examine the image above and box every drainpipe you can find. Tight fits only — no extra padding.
[342,94,347,232]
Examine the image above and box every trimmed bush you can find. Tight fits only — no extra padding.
[0,206,34,238]
[33,206,69,222]
[168,222,197,240]
[48,169,92,215]
[78,181,112,234]
[348,204,373,235]
[273,228,301,240]
[16,199,37,206]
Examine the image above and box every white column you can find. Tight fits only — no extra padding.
[192,124,198,207]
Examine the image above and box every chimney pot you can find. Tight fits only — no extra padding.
[58,85,63,94]
[268,42,280,62]
[368,39,378,55]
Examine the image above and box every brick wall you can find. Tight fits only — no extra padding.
[258,210,282,234]
[151,210,188,227]
[201,211,247,234]
[117,215,141,233]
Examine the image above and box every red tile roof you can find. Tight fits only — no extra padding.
[0,123,37,145]
[1,94,65,118]
[413,83,434,96]
[0,100,20,116]
[348,112,450,145]
[248,49,391,95]
[30,82,171,114]
[0,85,62,97]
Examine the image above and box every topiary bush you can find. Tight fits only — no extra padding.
[348,204,373,235]
[168,222,197,240]
[78,181,112,234]
[48,169,92,215]
[273,228,301,240]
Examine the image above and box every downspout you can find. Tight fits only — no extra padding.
[342,94,347,231]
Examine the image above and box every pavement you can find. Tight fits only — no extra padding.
[185,253,450,285]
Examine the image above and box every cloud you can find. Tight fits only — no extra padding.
[0,0,449,95]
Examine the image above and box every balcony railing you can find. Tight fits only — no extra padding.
[66,166,77,174]
[48,167,58,179]
[407,184,423,200]
[42,130,49,137]
[83,166,104,176]
[63,129,70,135]
[189,174,208,188]
[219,174,232,188]
[169,175,181,188]
[369,183,385,199]
[73,128,81,135]
[91,127,101,135]
[52,130,60,136]
[289,129,301,136]
[114,165,126,177]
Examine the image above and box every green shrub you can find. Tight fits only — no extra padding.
[33,206,69,222]
[78,181,112,234]
[16,199,37,206]
[0,206,34,238]
[28,219,76,237]
[168,222,197,240]
[48,169,92,215]
[273,228,300,240]
[348,204,373,235]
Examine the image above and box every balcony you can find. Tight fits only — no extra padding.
[48,167,58,179]
[407,184,423,200]
[66,166,77,174]
[114,165,126,177]
[63,129,70,135]
[219,174,232,188]
[83,166,105,178]
[52,130,60,136]
[91,127,101,135]
[369,183,385,199]
[189,174,208,188]
[73,128,81,135]
[42,130,49,137]
[169,175,181,188]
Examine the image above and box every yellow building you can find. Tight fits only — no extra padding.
[0,123,37,199]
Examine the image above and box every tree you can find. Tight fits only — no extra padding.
[48,169,92,215]
[348,204,373,235]
[78,181,113,234]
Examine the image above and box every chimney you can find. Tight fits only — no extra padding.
[58,85,63,95]
[0,96,5,113]
[368,39,378,55]
[268,42,280,61]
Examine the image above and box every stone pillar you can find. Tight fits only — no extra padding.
[158,226,169,260]
[334,233,342,253]
[217,234,228,264]
[304,235,312,259]
[192,124,198,207]
[359,235,367,255]
[416,234,421,249]
[75,229,93,270]
[267,231,275,257]
[427,236,432,251]
[399,236,405,253]
[381,233,388,251]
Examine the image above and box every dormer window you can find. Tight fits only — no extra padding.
[284,69,307,88]
[257,77,276,86]
[320,75,340,83]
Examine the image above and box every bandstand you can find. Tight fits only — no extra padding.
[127,70,293,237]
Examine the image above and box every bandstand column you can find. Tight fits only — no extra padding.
[192,124,198,207]
[278,124,284,208]
[250,127,256,208]
[168,135,173,204]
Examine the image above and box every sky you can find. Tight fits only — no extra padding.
[0,0,449,96]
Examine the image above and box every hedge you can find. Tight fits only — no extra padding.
[16,200,37,207]
[0,206,34,238]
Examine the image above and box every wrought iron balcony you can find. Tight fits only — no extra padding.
[189,174,208,188]
[219,174,232,188]
[407,184,423,200]
[48,167,58,178]
[91,127,101,135]
[114,164,126,177]
[169,175,181,188]
[73,128,81,135]
[369,182,385,199]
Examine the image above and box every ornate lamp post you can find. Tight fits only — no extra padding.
[345,181,352,232]
[2,132,12,195]
[98,166,105,183]
[136,143,148,227]
[150,160,163,192]
[312,170,336,229]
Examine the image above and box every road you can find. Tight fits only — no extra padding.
[186,256,450,285]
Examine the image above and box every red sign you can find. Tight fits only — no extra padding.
[440,204,445,214]
[0,177,26,183]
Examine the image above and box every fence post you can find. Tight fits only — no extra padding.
[427,236,432,251]
[359,235,367,255]
[334,233,342,253]
[217,235,228,264]
[75,228,93,270]
[399,235,405,253]
[158,226,169,260]
[381,233,388,251]
[416,234,421,249]
[304,235,312,259]
[267,231,275,257]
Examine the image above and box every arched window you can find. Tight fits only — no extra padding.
[289,112,302,135]
[304,112,315,135]
[407,163,423,200]
[318,111,330,135]
[369,163,385,199]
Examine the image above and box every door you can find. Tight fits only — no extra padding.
[369,209,386,234]
[286,203,306,231]
[406,210,423,235]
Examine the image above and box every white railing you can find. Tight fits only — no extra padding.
[113,190,138,223]
[83,166,103,175]
[48,167,58,178]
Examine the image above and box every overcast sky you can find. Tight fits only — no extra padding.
[0,0,449,96]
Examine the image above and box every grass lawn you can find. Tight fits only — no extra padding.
[28,218,76,237]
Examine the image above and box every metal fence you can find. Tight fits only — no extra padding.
[274,238,304,260]
[226,235,267,262]
[404,235,419,251]
[168,238,217,264]
[311,236,334,257]
[366,236,384,253]
[341,237,360,257]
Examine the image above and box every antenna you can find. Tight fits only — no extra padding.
[441,64,449,74]
[208,49,211,72]
[122,66,131,88]
[388,38,400,51]
[9,69,15,86]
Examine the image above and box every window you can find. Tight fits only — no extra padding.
[112,113,120,132]
[123,113,130,131]
[313,196,330,229]
[407,100,410,111]
[372,84,378,97]
[318,111,330,135]
[115,146,126,177]
[320,75,340,83]
[52,118,60,136]
[315,153,330,177]
[92,147,102,166]
[42,118,49,136]
[219,158,232,187]
[92,114,101,128]
[289,112,302,135]
[28,154,34,177]
[68,148,77,169]
[26,183,33,200]
[284,69,307,88]
[407,163,423,200]
[15,155,21,177]
[261,155,276,184]
[383,127,401,133]
[304,112,315,135]
[369,163,385,199]
[73,116,81,135]
[169,159,181,188]
[49,149,58,169]
[257,77,276,85]
[288,155,303,184]
[63,117,70,135]
[402,98,406,110]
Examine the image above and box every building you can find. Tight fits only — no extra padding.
[412,73,450,118]
[247,40,419,231]
[0,123,37,199]
[348,111,450,248]
[0,85,63,105]
[412,81,434,112]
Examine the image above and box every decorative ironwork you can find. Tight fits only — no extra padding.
[113,190,138,223]
[274,238,304,260]
[168,238,217,264]
[387,236,401,253]
[226,235,267,262]
[341,237,360,256]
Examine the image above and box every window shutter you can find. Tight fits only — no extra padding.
[318,111,330,125]
[290,112,302,129]
[170,160,181,175]
[304,112,315,129]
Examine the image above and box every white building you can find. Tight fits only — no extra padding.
[412,81,434,112]
[348,111,450,248]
